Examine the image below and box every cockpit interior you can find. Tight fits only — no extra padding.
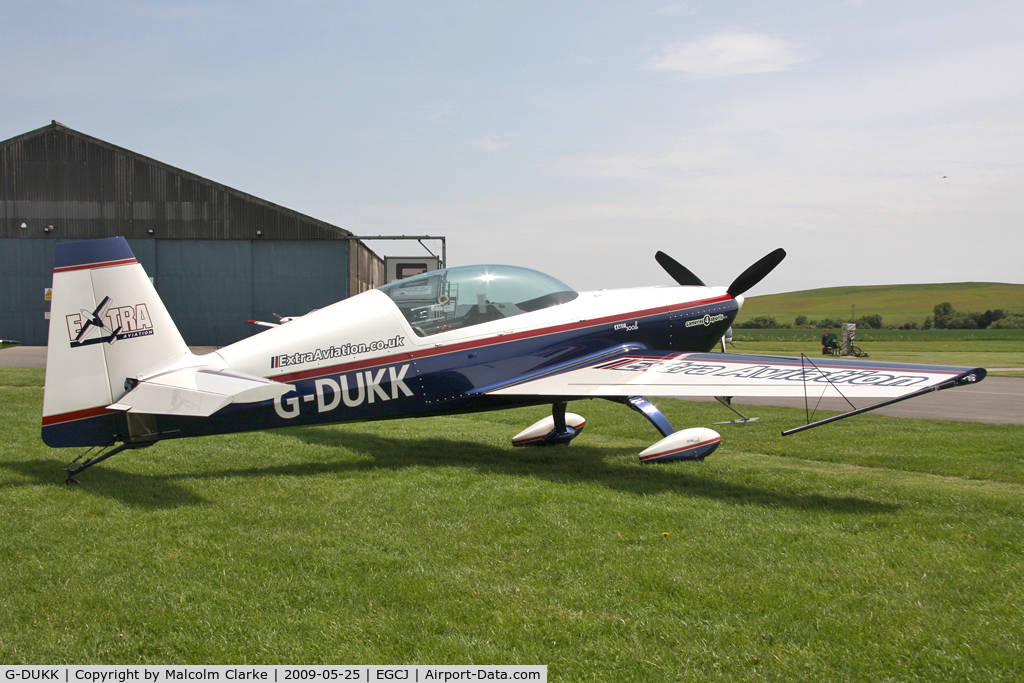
[377,265,578,337]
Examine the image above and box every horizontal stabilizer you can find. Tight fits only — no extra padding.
[109,367,295,417]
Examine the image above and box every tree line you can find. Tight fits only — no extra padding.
[736,303,1024,330]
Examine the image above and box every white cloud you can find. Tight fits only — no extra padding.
[536,68,1024,290]
[732,44,1024,126]
[645,32,806,78]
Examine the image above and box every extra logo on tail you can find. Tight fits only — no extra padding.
[66,295,154,347]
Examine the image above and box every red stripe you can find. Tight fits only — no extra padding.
[41,405,114,427]
[54,257,137,273]
[275,294,733,383]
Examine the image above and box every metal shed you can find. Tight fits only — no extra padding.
[1,121,383,346]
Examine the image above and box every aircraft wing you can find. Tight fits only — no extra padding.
[486,351,985,400]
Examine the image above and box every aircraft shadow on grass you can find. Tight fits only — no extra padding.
[1,431,896,514]
[284,429,897,514]
[0,458,208,509]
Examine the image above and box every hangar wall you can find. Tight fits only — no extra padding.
[0,122,384,346]
[0,238,351,346]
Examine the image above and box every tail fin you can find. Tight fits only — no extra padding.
[42,237,191,447]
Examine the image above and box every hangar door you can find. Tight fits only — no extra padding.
[0,239,53,346]
[153,240,349,346]
[0,238,350,346]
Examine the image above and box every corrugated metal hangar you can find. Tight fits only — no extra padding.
[1,121,383,346]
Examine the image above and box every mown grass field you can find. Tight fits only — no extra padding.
[732,329,1024,343]
[737,282,1024,327]
[719,338,1024,377]
[2,368,1023,679]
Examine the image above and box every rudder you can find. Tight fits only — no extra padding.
[42,237,191,447]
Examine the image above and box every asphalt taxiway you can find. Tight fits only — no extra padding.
[680,376,1023,425]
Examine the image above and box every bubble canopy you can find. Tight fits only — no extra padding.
[377,264,579,337]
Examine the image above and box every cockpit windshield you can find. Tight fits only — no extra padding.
[377,264,578,337]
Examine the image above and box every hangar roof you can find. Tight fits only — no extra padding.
[0,121,357,241]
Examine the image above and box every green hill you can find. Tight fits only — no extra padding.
[737,282,1024,327]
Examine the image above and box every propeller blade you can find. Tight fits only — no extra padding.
[727,248,787,297]
[655,251,706,287]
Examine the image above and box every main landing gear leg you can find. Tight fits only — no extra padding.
[538,402,582,445]
[619,396,676,437]
[552,401,568,434]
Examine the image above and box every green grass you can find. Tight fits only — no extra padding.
[2,368,1023,679]
[732,328,1024,342]
[719,339,1024,370]
[726,335,1024,377]
[738,282,1024,326]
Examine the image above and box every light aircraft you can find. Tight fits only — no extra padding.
[43,237,985,479]
[247,313,302,328]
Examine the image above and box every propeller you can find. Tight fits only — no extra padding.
[727,248,786,297]
[655,251,705,287]
[655,247,787,297]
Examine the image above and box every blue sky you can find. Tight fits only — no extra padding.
[2,1,1021,294]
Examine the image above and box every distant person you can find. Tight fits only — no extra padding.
[821,328,839,355]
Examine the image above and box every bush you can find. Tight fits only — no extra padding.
[934,302,955,329]
[944,316,978,329]
[990,315,1024,329]
[736,315,778,329]
[794,315,808,327]
[978,309,1006,328]
[857,314,883,329]
[932,303,1006,329]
